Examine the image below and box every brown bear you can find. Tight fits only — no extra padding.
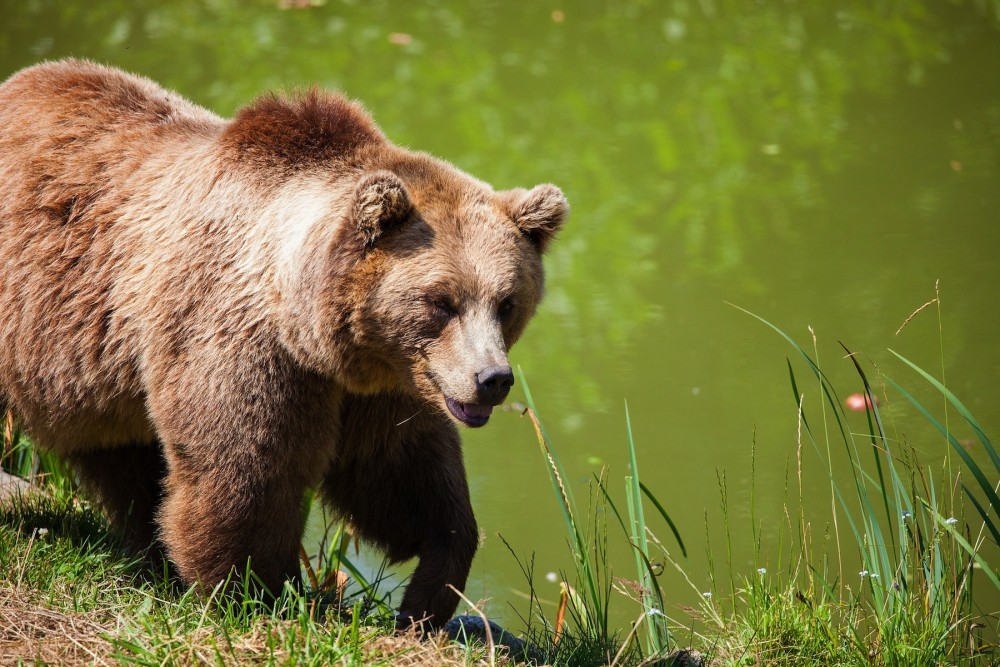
[0,59,567,628]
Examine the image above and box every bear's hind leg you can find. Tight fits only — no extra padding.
[68,442,168,559]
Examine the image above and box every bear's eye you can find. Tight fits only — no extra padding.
[497,299,515,320]
[427,296,458,320]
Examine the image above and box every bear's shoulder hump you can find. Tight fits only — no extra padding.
[220,88,385,171]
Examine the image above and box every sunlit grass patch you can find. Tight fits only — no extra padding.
[0,493,136,600]
[0,489,499,666]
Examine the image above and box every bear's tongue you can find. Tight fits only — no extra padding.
[463,403,492,419]
[446,398,493,427]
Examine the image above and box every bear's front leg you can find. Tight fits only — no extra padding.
[158,457,307,597]
[322,392,479,629]
[148,349,341,599]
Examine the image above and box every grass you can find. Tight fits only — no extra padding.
[711,307,1000,665]
[0,490,494,666]
[500,303,997,666]
[1,299,997,665]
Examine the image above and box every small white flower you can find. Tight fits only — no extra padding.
[37,528,48,537]
[859,570,869,577]
[901,511,912,520]
[757,568,767,575]
[870,573,879,579]
[646,608,663,617]
[702,592,712,598]
[945,517,958,525]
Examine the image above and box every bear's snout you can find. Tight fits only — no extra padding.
[475,364,514,405]
[439,364,514,428]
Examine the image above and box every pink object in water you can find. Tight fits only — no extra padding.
[845,393,879,411]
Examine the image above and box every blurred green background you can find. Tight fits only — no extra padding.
[2,0,998,627]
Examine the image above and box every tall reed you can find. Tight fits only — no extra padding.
[682,306,1000,664]
[517,372,686,665]
[514,302,997,665]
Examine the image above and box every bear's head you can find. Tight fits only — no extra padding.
[278,152,567,428]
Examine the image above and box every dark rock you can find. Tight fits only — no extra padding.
[664,648,708,666]
[442,615,708,666]
[443,615,541,664]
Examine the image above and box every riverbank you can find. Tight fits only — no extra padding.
[2,329,997,666]
[3,436,995,667]
[0,488,493,666]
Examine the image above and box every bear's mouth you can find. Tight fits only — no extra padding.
[445,397,493,428]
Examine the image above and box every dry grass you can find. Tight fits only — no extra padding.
[0,585,503,666]
[0,588,116,666]
[0,486,507,667]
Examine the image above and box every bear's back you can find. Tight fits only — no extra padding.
[0,58,220,143]
[0,60,225,446]
[0,59,222,213]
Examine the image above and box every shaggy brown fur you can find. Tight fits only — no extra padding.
[0,59,568,628]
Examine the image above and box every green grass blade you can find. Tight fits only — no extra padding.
[784,363,869,569]
[624,402,669,654]
[885,376,1000,523]
[786,357,810,433]
[889,349,999,474]
[963,482,1000,548]
[733,306,874,528]
[595,473,631,538]
[624,404,648,564]
[922,500,1000,590]
[634,544,669,643]
[336,554,392,616]
[520,371,580,537]
[638,481,686,558]
[730,304,854,444]
[520,371,580,548]
[519,369,605,631]
[841,343,902,571]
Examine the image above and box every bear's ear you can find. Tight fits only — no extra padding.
[502,184,569,253]
[351,171,413,249]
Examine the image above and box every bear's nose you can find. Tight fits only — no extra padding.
[476,364,515,405]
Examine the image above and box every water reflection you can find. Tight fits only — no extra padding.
[4,3,997,413]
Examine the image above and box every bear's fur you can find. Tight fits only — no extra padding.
[0,59,567,627]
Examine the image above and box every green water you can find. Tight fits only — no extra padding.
[3,0,999,630]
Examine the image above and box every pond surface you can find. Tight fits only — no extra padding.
[3,0,998,630]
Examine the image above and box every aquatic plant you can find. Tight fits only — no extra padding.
[510,303,997,665]
[678,307,999,664]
